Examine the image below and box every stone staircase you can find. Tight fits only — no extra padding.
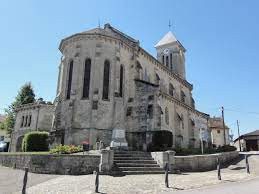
[113,151,164,175]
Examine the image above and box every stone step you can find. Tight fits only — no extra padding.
[114,157,154,160]
[114,160,157,164]
[115,163,160,167]
[121,171,165,175]
[114,154,151,157]
[117,167,163,171]
[114,151,150,154]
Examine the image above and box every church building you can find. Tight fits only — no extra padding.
[10,24,211,152]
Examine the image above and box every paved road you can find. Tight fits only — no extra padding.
[0,166,59,194]
[1,154,258,194]
[175,176,259,194]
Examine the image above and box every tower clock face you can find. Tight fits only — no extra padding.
[163,48,169,55]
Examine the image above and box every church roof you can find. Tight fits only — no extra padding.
[154,31,178,48]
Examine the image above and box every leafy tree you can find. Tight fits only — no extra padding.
[0,82,36,134]
[0,109,14,135]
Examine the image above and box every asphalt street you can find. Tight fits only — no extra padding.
[175,176,259,194]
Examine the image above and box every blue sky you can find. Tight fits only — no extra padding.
[0,0,258,138]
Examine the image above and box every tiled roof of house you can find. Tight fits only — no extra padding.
[234,129,259,142]
[209,117,229,129]
[242,130,259,137]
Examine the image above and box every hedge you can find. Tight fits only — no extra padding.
[22,131,49,152]
[173,145,237,156]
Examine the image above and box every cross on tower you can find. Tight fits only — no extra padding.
[168,20,172,30]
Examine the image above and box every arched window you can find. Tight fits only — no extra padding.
[176,113,181,129]
[170,53,173,70]
[119,64,124,97]
[66,60,74,99]
[82,58,91,99]
[169,83,174,96]
[166,56,169,67]
[162,55,165,64]
[20,116,24,127]
[165,107,169,125]
[181,91,186,103]
[147,105,153,119]
[28,115,32,127]
[102,60,110,100]
[24,116,28,127]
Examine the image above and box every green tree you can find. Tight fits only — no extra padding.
[0,82,36,134]
[11,82,36,111]
[0,109,14,135]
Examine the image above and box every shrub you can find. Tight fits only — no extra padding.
[22,131,49,152]
[173,147,203,156]
[50,144,83,154]
[173,145,237,156]
[216,145,237,152]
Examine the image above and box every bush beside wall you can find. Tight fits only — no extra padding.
[22,131,49,152]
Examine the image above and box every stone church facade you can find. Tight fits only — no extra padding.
[10,23,211,151]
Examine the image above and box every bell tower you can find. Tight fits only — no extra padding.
[155,31,186,79]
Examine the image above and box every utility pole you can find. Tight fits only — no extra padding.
[237,120,241,151]
[221,106,226,145]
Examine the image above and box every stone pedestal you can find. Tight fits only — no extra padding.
[110,128,128,150]
[166,150,176,171]
[99,149,114,172]
[151,150,176,171]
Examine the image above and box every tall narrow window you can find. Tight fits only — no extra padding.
[82,58,91,99]
[119,65,124,97]
[181,114,184,129]
[147,105,153,119]
[24,116,28,127]
[28,115,32,127]
[166,56,169,67]
[181,91,186,103]
[165,107,169,125]
[102,60,110,100]
[66,60,74,99]
[162,55,165,64]
[21,116,24,127]
[169,83,174,96]
[170,53,173,70]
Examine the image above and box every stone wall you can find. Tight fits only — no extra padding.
[152,151,238,172]
[0,153,100,175]
[174,151,238,172]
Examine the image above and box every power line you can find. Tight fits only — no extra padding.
[224,108,259,115]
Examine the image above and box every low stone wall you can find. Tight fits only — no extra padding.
[0,153,100,175]
[175,151,239,172]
